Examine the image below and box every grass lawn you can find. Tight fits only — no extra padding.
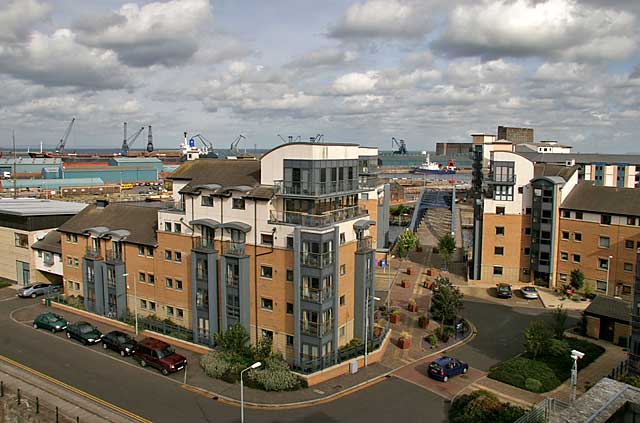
[488,337,605,393]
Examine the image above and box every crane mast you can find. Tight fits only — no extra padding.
[55,117,76,154]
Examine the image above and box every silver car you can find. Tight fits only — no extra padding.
[17,283,59,298]
[521,286,539,300]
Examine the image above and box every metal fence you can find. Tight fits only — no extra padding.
[514,397,570,423]
[608,359,630,381]
[0,379,78,423]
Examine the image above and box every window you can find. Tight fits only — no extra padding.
[201,195,213,207]
[573,254,581,263]
[598,258,609,270]
[164,222,171,232]
[562,210,570,218]
[165,250,172,260]
[599,236,611,248]
[525,207,532,215]
[72,234,77,243]
[625,263,633,272]
[623,285,632,295]
[261,329,273,340]
[495,226,505,236]
[560,251,568,261]
[286,335,294,346]
[340,295,345,306]
[149,301,156,312]
[518,187,523,194]
[286,269,294,282]
[340,264,346,276]
[601,214,612,225]
[174,223,182,233]
[524,247,530,256]
[14,233,28,248]
[232,198,245,210]
[596,280,607,292]
[138,245,145,256]
[493,266,503,276]
[626,240,635,249]
[575,211,583,220]
[339,232,346,245]
[494,246,504,256]
[174,251,182,262]
[74,282,79,290]
[148,274,155,285]
[74,258,79,267]
[496,207,505,215]
[261,233,273,246]
[175,279,183,290]
[524,227,531,236]
[66,234,71,242]
[67,280,74,289]
[574,233,582,242]
[146,247,153,257]
[627,216,636,226]
[260,265,273,279]
[361,192,369,200]
[177,308,184,319]
[140,299,147,309]
[66,256,72,266]
[286,303,294,314]
[339,326,346,337]
[167,306,174,316]
[166,278,173,288]
[261,298,273,310]
[494,185,513,201]
[562,231,570,240]
[559,273,567,282]
[286,236,294,249]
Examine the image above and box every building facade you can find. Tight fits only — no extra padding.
[497,125,534,145]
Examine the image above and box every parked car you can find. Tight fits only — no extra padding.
[33,312,68,332]
[496,283,513,299]
[521,286,539,300]
[133,337,187,375]
[66,321,103,345]
[17,283,60,298]
[427,357,469,382]
[102,331,137,356]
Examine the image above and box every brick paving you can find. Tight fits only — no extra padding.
[394,359,485,400]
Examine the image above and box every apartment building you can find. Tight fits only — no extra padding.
[59,142,389,370]
[31,230,64,285]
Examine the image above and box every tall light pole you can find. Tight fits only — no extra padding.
[124,273,137,335]
[570,350,585,402]
[241,361,262,423]
[364,295,381,367]
[606,255,613,296]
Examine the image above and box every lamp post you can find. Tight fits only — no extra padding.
[364,295,381,367]
[123,273,137,335]
[241,362,262,423]
[570,350,585,402]
[606,255,613,296]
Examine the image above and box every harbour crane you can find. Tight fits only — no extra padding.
[54,117,76,154]
[277,134,301,143]
[392,137,407,155]
[189,133,218,158]
[121,122,145,156]
[146,125,153,153]
[230,134,246,153]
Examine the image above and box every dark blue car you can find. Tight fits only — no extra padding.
[427,357,468,382]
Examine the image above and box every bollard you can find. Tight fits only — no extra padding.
[17,388,20,404]
[36,396,39,414]
[56,407,59,423]
[77,416,80,423]
[1,380,3,397]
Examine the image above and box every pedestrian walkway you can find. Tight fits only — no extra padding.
[537,289,590,311]
[469,377,543,407]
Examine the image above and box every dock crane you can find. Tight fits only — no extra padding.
[392,137,407,155]
[54,117,76,154]
[121,122,145,156]
[146,125,153,153]
[278,134,301,143]
[189,134,218,158]
[230,134,246,153]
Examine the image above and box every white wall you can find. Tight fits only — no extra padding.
[560,169,580,203]
[35,250,63,276]
[483,151,534,215]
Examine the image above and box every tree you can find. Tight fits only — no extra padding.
[397,229,418,257]
[214,323,251,358]
[550,306,568,339]
[570,269,585,290]
[523,321,551,359]
[438,233,456,270]
[430,276,463,327]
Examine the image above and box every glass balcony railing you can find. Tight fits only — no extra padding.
[269,205,367,228]
[273,179,365,196]
[300,321,333,337]
[301,286,332,303]
[300,251,334,268]
[105,250,123,264]
[192,237,216,252]
[85,247,102,259]
[221,240,246,257]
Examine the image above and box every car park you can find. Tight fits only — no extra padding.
[33,312,68,332]
[102,331,138,356]
[133,337,187,375]
[17,283,60,298]
[521,286,539,299]
[427,357,469,382]
[66,321,103,345]
[496,283,513,298]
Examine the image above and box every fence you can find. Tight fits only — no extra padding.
[513,397,570,423]
[0,379,78,423]
[608,359,630,381]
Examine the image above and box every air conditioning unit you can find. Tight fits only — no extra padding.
[565,159,576,167]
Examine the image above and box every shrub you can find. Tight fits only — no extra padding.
[449,390,526,423]
[550,306,568,338]
[548,339,570,357]
[200,351,233,380]
[215,323,251,358]
[524,378,543,392]
[428,334,437,347]
[523,321,551,359]
[489,357,560,393]
[570,269,585,291]
[246,355,302,391]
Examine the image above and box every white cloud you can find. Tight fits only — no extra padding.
[0,0,50,42]
[532,62,592,82]
[290,47,359,68]
[332,71,379,95]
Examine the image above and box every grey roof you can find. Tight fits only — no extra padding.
[57,202,159,246]
[584,295,631,322]
[561,181,640,216]
[219,222,251,233]
[190,219,220,229]
[534,163,579,181]
[242,186,275,200]
[0,198,87,216]
[32,230,62,254]
[353,219,376,230]
[169,159,261,194]
[517,152,640,165]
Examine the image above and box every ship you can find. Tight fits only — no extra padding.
[411,154,457,174]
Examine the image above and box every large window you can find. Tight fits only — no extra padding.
[493,161,515,182]
[14,233,28,248]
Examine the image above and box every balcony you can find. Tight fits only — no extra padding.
[221,240,246,257]
[226,275,239,288]
[301,251,333,268]
[357,236,373,251]
[301,286,332,303]
[105,250,123,264]
[270,205,368,228]
[43,254,55,267]
[300,320,333,337]
[273,179,362,197]
[85,247,102,260]
[486,174,516,185]
[192,237,216,253]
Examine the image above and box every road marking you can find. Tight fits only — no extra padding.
[0,354,152,423]
[0,296,19,302]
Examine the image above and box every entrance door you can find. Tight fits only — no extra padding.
[599,318,615,342]
[16,261,30,286]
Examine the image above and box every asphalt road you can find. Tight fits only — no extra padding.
[0,293,447,423]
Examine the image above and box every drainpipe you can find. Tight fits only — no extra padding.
[251,198,276,343]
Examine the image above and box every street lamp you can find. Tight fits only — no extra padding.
[606,255,613,296]
[364,295,381,367]
[240,361,262,423]
[123,273,138,335]
[570,350,585,402]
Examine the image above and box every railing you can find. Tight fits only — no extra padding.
[84,247,102,259]
[193,237,216,252]
[269,205,367,228]
[165,201,185,213]
[273,179,361,196]
[301,286,332,303]
[301,251,334,268]
[104,250,123,264]
[300,320,333,337]
[221,240,246,257]
[487,173,516,184]
[514,397,570,423]
[357,236,373,251]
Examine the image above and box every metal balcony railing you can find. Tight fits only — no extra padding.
[269,205,367,228]
[85,247,102,259]
[300,320,333,337]
[300,251,334,268]
[357,236,373,251]
[105,250,123,264]
[193,237,216,252]
[221,240,246,257]
[301,286,332,303]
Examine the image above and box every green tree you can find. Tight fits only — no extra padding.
[397,229,418,256]
[438,233,456,270]
[214,323,251,358]
[523,321,551,359]
[570,269,585,290]
[550,306,568,339]
[430,276,463,327]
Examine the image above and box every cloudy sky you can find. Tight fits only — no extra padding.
[1,0,639,152]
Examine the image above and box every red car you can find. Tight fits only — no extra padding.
[133,337,187,375]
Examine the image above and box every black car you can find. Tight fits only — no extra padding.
[496,283,513,298]
[66,321,103,345]
[102,330,137,356]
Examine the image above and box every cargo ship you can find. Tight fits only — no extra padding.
[411,154,457,174]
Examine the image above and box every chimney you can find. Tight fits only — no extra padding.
[96,199,109,209]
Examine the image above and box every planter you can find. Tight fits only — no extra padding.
[416,246,423,252]
[401,280,410,288]
[406,268,413,275]
[418,316,429,329]
[373,326,383,337]
[408,303,418,313]
[390,313,401,324]
[398,337,411,349]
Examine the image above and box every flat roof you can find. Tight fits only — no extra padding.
[0,198,87,216]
